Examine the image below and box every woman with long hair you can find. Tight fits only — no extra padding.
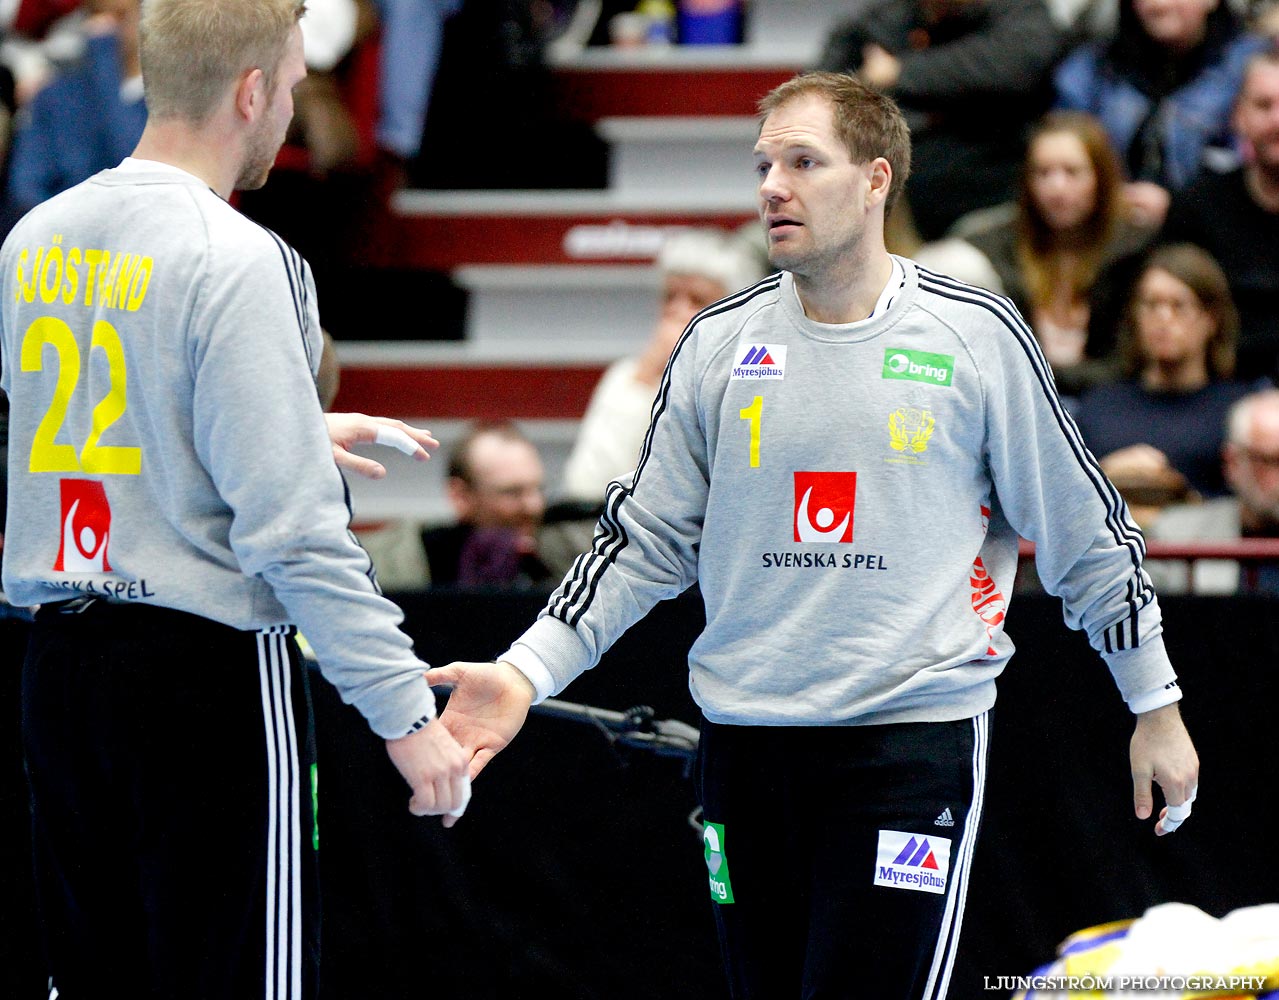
[1075,243,1266,521]
[959,111,1152,392]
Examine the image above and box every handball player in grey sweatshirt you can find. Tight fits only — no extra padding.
[0,2,467,997]
[433,74,1199,1000]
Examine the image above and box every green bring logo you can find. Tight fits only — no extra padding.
[704,822,735,904]
[882,348,954,386]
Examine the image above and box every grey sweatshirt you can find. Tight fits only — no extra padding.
[0,160,433,739]
[505,259,1177,725]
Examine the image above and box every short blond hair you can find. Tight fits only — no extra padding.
[140,0,306,125]
[758,71,912,212]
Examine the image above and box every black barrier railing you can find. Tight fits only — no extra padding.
[532,698,700,763]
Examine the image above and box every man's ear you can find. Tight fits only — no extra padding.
[233,67,266,122]
[867,156,893,208]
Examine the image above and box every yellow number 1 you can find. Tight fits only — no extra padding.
[739,395,762,469]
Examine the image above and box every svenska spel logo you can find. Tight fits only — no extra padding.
[873,830,951,895]
[793,472,857,543]
[54,479,113,572]
[731,343,787,380]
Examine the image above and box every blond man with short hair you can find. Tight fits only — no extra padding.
[0,1,466,996]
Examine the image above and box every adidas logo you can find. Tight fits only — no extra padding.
[934,808,955,828]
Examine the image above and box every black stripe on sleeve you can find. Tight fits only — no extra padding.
[254,223,312,371]
[915,268,1154,641]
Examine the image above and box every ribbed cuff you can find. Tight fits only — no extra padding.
[1127,680,1182,715]
[496,643,556,705]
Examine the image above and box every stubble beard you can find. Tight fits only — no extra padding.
[235,118,284,192]
[769,228,868,289]
[767,230,830,280]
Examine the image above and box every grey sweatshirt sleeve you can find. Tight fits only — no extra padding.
[974,295,1176,703]
[508,326,710,694]
[190,239,434,739]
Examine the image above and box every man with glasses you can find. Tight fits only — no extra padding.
[427,421,551,587]
[360,421,553,589]
[1148,388,1279,594]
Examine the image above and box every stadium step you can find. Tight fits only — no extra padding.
[456,264,659,353]
[373,188,757,270]
[597,116,760,199]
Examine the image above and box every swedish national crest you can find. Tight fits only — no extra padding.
[886,408,935,464]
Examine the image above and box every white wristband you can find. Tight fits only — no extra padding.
[1128,681,1181,715]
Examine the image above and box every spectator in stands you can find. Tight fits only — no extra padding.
[371,0,461,170]
[949,110,1152,397]
[1055,0,1265,230]
[1160,47,1279,381]
[3,0,144,221]
[1074,243,1263,524]
[360,421,554,590]
[560,229,766,504]
[287,0,369,175]
[820,0,1064,242]
[1146,387,1279,594]
[0,0,88,107]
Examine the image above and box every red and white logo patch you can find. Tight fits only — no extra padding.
[793,472,857,543]
[55,479,113,572]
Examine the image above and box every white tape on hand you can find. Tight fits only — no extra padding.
[373,425,421,456]
[1161,784,1198,833]
[446,773,472,819]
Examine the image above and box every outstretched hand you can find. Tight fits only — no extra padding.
[1130,703,1199,836]
[426,661,536,785]
[324,412,438,479]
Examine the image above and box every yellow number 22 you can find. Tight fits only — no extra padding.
[20,316,141,475]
